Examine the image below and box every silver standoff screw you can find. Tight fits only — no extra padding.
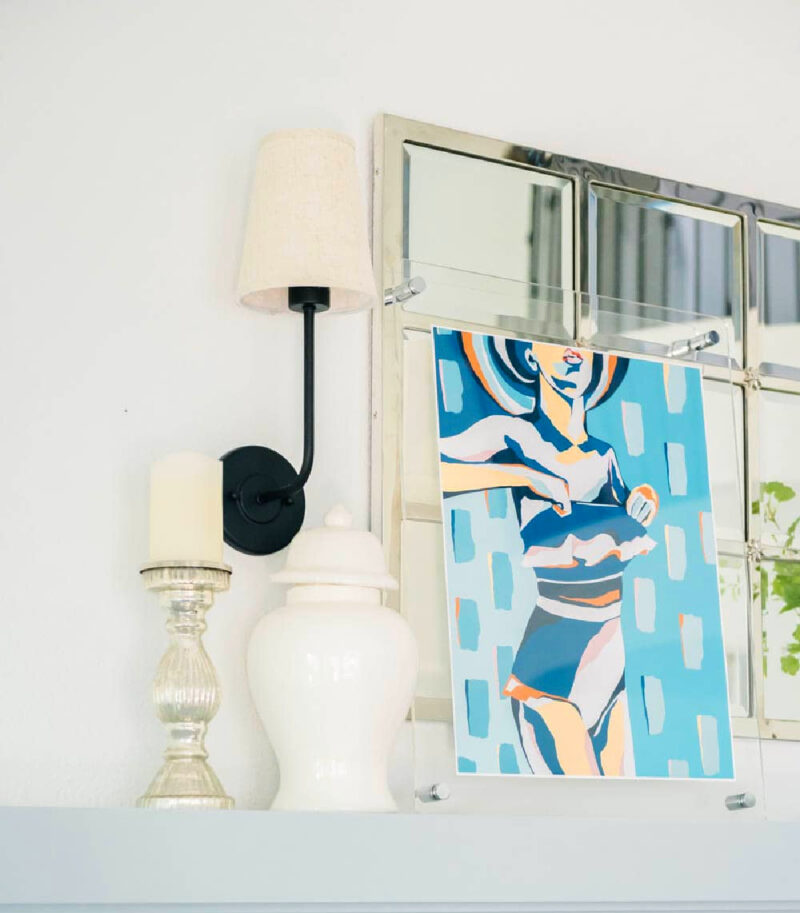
[384,276,427,306]
[667,329,720,358]
[725,792,756,811]
[416,782,451,803]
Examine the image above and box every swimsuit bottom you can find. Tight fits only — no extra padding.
[504,605,624,707]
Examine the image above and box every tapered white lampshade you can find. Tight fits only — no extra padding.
[238,129,377,314]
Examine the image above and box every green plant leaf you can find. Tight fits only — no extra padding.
[763,481,796,503]
[780,654,800,675]
[772,563,800,611]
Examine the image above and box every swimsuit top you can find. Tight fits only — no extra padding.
[516,499,656,582]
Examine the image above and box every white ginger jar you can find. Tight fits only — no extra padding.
[247,504,418,811]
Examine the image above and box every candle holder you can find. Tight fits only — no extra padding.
[138,560,233,809]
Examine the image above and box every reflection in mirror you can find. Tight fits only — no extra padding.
[718,555,751,718]
[402,328,440,513]
[758,390,800,549]
[759,220,800,377]
[703,380,744,541]
[589,184,743,364]
[760,558,800,722]
[404,143,573,290]
[401,519,451,703]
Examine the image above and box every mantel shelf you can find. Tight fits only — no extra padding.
[0,807,797,912]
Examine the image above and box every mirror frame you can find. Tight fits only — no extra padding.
[372,113,800,740]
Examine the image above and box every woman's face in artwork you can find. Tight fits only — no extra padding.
[531,344,594,401]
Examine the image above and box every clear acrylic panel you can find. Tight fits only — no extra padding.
[383,263,763,819]
[588,184,744,366]
[400,260,575,340]
[758,219,800,378]
[580,291,734,367]
[758,389,800,550]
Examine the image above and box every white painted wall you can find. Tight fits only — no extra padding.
[1,0,799,814]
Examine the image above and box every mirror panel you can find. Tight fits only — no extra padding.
[760,558,800,722]
[703,379,745,542]
[758,390,800,550]
[404,143,573,290]
[759,220,800,377]
[588,184,744,364]
[718,554,751,718]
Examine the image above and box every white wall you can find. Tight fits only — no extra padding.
[1,0,799,812]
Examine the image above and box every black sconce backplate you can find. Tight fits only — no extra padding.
[221,445,305,556]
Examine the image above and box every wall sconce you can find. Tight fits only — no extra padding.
[222,129,376,555]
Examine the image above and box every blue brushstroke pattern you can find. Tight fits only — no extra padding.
[668,759,690,778]
[680,614,704,670]
[465,679,490,738]
[491,551,513,611]
[666,442,688,496]
[451,509,475,564]
[698,715,720,776]
[457,598,480,651]
[634,577,656,633]
[496,645,514,698]
[666,525,687,580]
[665,364,687,413]
[499,742,520,774]
[622,401,644,456]
[438,358,464,414]
[641,675,665,735]
[487,488,508,519]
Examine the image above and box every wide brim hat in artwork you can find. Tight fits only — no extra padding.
[461,332,540,415]
[461,332,627,415]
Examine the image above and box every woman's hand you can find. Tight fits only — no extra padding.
[525,471,571,517]
[626,484,658,526]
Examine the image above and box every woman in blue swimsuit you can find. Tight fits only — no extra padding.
[440,334,658,776]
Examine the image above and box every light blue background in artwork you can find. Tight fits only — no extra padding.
[590,357,733,778]
[433,327,733,780]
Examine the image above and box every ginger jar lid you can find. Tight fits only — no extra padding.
[271,504,398,590]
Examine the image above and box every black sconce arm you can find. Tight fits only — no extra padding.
[256,302,317,503]
[221,286,330,556]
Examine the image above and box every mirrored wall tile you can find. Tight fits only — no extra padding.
[703,380,745,542]
[404,143,573,291]
[718,554,751,718]
[758,220,800,378]
[588,184,743,364]
[758,390,800,549]
[402,329,440,511]
[759,557,800,722]
[401,519,451,702]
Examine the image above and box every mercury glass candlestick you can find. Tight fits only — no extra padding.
[138,560,233,809]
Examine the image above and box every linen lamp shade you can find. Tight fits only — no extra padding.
[237,129,377,314]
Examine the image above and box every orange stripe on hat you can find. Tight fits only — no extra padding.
[462,332,505,410]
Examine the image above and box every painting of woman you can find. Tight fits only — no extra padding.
[439,333,659,776]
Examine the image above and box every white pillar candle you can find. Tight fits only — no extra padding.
[149,452,223,564]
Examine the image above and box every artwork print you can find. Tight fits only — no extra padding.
[433,327,733,779]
